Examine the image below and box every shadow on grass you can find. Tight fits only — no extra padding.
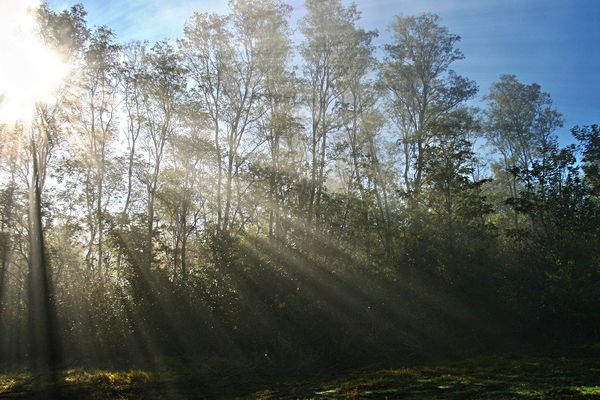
[1,349,600,399]
[244,352,600,399]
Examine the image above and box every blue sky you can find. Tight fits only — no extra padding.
[46,0,600,145]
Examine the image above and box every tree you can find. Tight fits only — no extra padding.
[422,109,489,227]
[181,0,293,248]
[140,41,186,268]
[382,13,477,196]
[120,41,148,216]
[300,0,373,221]
[244,0,297,241]
[69,26,121,275]
[572,124,600,195]
[483,75,563,227]
[180,12,232,243]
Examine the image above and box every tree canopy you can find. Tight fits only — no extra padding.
[0,0,598,377]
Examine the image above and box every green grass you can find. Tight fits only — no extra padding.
[243,353,600,399]
[1,350,599,399]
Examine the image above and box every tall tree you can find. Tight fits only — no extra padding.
[181,0,291,244]
[70,26,121,274]
[180,12,233,241]
[242,0,296,240]
[382,13,477,195]
[300,0,370,221]
[120,41,148,216]
[483,74,562,227]
[140,41,186,268]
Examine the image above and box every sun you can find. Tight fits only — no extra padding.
[0,0,69,124]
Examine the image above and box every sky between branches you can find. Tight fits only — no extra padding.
[46,0,600,145]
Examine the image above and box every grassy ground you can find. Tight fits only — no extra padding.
[247,352,600,399]
[1,346,599,399]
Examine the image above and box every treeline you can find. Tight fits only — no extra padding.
[0,0,599,370]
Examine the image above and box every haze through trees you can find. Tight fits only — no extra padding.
[0,0,598,372]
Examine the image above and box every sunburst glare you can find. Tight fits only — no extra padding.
[0,0,68,124]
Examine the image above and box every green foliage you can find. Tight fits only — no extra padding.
[0,0,598,383]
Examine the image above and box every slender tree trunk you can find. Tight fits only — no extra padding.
[0,181,15,364]
[309,119,318,221]
[215,118,223,237]
[28,136,61,375]
[315,123,327,220]
[97,160,104,276]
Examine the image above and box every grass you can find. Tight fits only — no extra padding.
[1,349,599,399]
[243,352,600,399]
